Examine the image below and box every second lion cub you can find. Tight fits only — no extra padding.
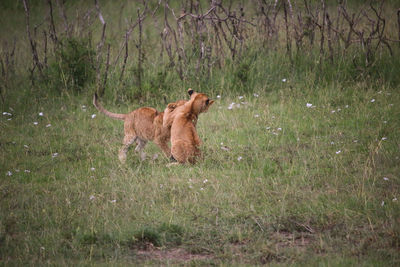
[169,89,214,164]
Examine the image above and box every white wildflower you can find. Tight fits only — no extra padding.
[282,78,287,82]
[277,127,282,131]
[238,96,244,100]
[90,167,95,171]
[381,201,385,206]
[33,122,38,125]
[189,185,193,189]
[306,103,313,108]
[337,108,341,112]
[6,171,12,176]
[24,170,31,173]
[345,105,349,108]
[200,188,204,191]
[7,118,11,121]
[254,114,259,118]
[370,99,375,103]
[393,197,397,202]
[336,150,341,154]
[217,95,221,99]
[91,114,96,119]
[331,110,336,113]
[266,126,271,130]
[24,145,29,148]
[381,137,387,141]
[253,93,259,97]
[46,124,51,127]
[39,112,43,116]
[110,199,116,203]
[203,179,208,184]
[52,153,59,158]
[383,121,387,124]
[237,156,243,161]
[383,177,389,181]
[89,195,95,200]
[221,146,230,151]
[330,142,335,145]
[353,140,358,143]
[228,102,235,110]
[3,112,12,116]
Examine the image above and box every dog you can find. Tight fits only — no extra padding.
[93,93,185,163]
[169,89,214,164]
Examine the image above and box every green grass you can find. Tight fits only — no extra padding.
[1,80,399,265]
[1,0,400,265]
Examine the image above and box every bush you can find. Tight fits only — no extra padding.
[45,37,95,93]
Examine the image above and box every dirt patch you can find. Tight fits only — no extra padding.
[135,243,213,263]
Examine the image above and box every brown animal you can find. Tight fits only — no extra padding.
[169,89,214,164]
[93,93,185,163]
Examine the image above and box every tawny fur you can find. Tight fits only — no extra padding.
[170,89,214,164]
[93,93,185,163]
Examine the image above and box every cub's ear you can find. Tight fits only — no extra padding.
[208,100,215,106]
[187,88,194,96]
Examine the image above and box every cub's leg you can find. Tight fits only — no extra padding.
[135,138,148,161]
[119,135,137,163]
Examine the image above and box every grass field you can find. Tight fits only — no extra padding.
[1,0,400,265]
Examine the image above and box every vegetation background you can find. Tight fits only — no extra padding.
[1,0,399,265]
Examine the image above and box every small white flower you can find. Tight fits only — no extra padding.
[46,124,51,127]
[331,110,336,113]
[82,105,87,109]
[253,93,259,97]
[217,95,221,99]
[6,171,12,176]
[40,247,45,250]
[228,102,235,110]
[330,142,335,145]
[89,195,95,200]
[381,201,385,206]
[189,185,193,189]
[378,91,382,94]
[383,177,389,181]
[306,103,313,108]
[91,114,96,119]
[160,184,163,189]
[200,188,204,191]
[33,122,38,125]
[337,108,341,112]
[203,179,208,184]
[7,118,11,121]
[266,126,271,130]
[39,112,43,116]
[383,121,387,124]
[271,116,275,119]
[110,199,116,203]
[389,104,393,107]
[24,170,31,173]
[336,150,341,154]
[24,145,29,148]
[238,96,244,99]
[381,137,387,141]
[370,99,375,103]
[52,153,59,158]
[282,78,287,82]
[254,114,259,118]
[393,197,398,202]
[345,105,349,108]
[353,140,358,143]
[90,167,95,171]
[277,127,282,131]
[3,112,12,116]
[220,146,230,151]
[237,156,243,161]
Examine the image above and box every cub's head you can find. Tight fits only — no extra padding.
[187,88,214,115]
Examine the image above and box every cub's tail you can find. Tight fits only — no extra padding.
[93,93,126,121]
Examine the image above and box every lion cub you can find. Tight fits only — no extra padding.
[169,89,214,164]
[93,93,185,163]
